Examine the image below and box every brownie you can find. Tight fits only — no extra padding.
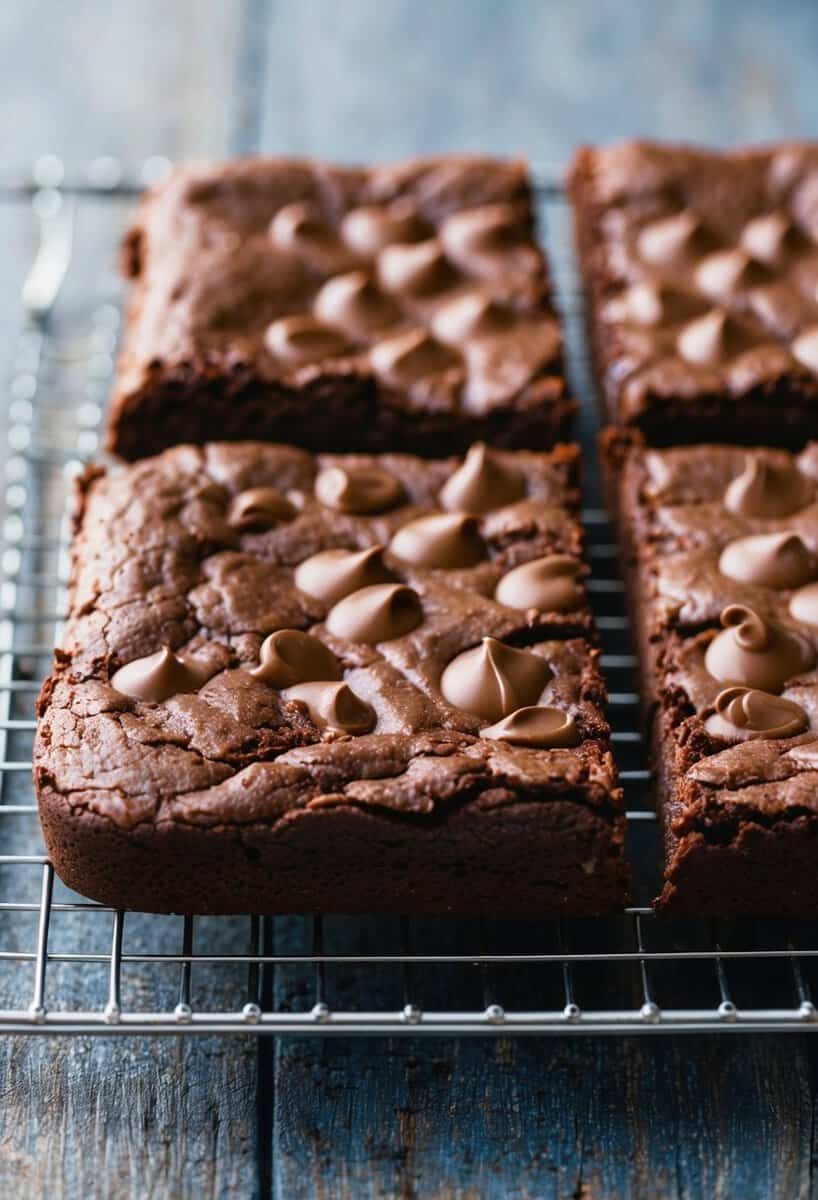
[570,140,818,448]
[605,429,818,915]
[107,155,573,461]
[35,440,627,916]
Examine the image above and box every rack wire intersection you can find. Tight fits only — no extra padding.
[0,158,816,1035]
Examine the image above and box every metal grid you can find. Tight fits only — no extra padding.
[0,158,817,1036]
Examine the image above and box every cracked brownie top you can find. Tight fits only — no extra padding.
[618,437,818,820]
[36,441,620,834]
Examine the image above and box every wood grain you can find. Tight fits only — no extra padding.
[0,1034,258,1199]
[268,910,817,1199]
[270,1035,816,1199]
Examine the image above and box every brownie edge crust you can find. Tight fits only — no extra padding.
[37,784,625,918]
[35,440,627,916]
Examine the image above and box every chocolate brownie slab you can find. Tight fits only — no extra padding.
[35,441,627,916]
[570,141,818,448]
[607,431,818,915]
[107,156,573,460]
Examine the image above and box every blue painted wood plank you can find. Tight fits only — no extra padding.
[0,0,243,162]
[257,0,818,164]
[267,911,815,1198]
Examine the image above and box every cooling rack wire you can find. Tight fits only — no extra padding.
[0,157,814,1035]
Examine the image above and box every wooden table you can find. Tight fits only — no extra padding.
[3,2,818,1195]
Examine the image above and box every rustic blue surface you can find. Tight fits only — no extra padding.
[3,1,818,1195]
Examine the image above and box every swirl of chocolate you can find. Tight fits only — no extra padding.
[325,582,422,644]
[620,281,664,326]
[704,604,815,691]
[495,555,584,613]
[377,238,455,297]
[789,581,818,627]
[314,464,404,514]
[705,686,808,742]
[283,681,375,735]
[229,486,296,530]
[618,282,703,327]
[111,646,214,703]
[369,329,460,386]
[269,202,332,252]
[482,704,580,748]
[269,203,352,272]
[265,315,353,365]
[694,249,769,299]
[741,211,802,265]
[440,204,537,274]
[313,271,401,335]
[676,309,749,366]
[250,629,341,688]
[718,532,816,589]
[431,292,514,343]
[294,545,396,606]
[724,454,811,518]
[440,637,552,721]
[793,328,818,374]
[439,442,526,514]
[341,201,427,256]
[389,512,486,568]
[636,210,705,265]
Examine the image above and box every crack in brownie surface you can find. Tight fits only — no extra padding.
[36,441,626,916]
[108,156,572,460]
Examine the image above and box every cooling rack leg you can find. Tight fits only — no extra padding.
[246,915,260,1003]
[242,914,262,1023]
[633,912,660,1023]
[104,909,124,1023]
[558,918,581,1023]
[175,915,194,1023]
[477,918,504,1025]
[787,933,816,1022]
[710,920,737,1021]
[311,916,329,1022]
[400,915,422,1025]
[29,861,53,1021]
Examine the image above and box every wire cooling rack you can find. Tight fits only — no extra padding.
[0,158,817,1036]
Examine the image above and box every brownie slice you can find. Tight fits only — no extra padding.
[570,141,818,448]
[605,429,818,915]
[35,441,627,916]
[107,155,573,461]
